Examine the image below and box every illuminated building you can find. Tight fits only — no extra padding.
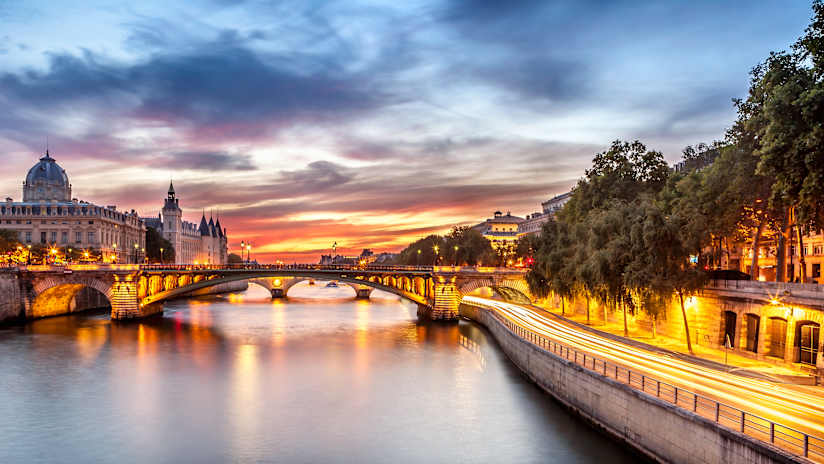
[141,182,228,264]
[1,150,145,262]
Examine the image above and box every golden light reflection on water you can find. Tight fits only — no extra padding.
[230,343,260,456]
[270,298,286,347]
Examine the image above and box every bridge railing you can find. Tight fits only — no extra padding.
[137,264,439,272]
[14,263,529,274]
[468,300,824,461]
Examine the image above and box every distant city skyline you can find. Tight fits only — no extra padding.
[0,1,814,262]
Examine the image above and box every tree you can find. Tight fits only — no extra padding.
[444,226,496,266]
[625,199,707,353]
[728,2,824,281]
[561,140,669,223]
[145,227,175,263]
[0,229,20,253]
[228,253,243,264]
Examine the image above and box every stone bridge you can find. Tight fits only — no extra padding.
[15,264,531,321]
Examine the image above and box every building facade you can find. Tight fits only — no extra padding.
[142,182,228,264]
[1,151,145,262]
[471,211,525,249]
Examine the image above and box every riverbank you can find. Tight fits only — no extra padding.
[460,300,809,464]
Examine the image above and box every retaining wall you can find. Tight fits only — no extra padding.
[460,303,806,464]
[0,271,25,324]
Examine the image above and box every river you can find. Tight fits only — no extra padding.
[0,282,636,463]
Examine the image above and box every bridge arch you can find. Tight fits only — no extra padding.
[142,273,430,308]
[30,276,114,319]
[458,279,532,305]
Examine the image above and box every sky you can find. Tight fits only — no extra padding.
[0,1,815,262]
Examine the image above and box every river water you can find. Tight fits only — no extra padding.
[0,283,635,463]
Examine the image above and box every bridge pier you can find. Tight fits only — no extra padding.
[424,281,460,320]
[355,288,372,299]
[111,275,162,320]
[271,288,284,298]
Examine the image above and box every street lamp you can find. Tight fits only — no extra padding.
[453,245,459,266]
[68,248,72,264]
[134,243,139,264]
[27,244,31,265]
[112,243,117,264]
[433,244,439,265]
[241,241,245,262]
[246,244,251,264]
[160,247,164,264]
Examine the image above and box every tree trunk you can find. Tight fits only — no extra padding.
[678,291,694,354]
[622,300,628,337]
[585,294,590,325]
[561,297,565,316]
[776,208,791,283]
[798,223,807,283]
[603,302,608,326]
[750,218,765,280]
[652,314,657,339]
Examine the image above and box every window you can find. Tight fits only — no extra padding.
[25,231,31,243]
[40,232,46,244]
[61,231,67,243]
[75,232,82,244]
[814,264,821,279]
[88,231,95,243]
[50,231,57,242]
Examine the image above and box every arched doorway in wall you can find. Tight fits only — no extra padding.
[744,314,760,353]
[796,321,820,365]
[768,317,788,358]
[723,311,737,348]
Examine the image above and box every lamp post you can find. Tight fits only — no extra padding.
[246,244,251,264]
[142,248,146,264]
[433,244,439,266]
[112,243,117,264]
[160,247,164,264]
[68,248,72,264]
[453,245,459,266]
[417,249,421,266]
[134,243,139,264]
[27,244,31,265]
[241,241,245,263]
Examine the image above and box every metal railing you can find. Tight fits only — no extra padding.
[471,301,824,461]
[15,263,528,274]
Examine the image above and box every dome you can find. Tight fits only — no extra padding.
[23,151,72,202]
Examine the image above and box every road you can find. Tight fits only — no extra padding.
[464,296,824,442]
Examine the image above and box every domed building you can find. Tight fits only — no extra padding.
[23,151,72,202]
[1,150,145,262]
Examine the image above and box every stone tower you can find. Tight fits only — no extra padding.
[161,181,182,258]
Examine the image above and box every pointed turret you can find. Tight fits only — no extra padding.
[215,217,224,237]
[199,213,210,236]
[168,180,175,197]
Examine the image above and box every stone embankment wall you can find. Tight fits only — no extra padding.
[460,302,804,464]
[0,271,25,324]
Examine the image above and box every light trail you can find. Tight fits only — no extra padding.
[463,296,824,438]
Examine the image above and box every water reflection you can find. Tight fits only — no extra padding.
[0,282,636,463]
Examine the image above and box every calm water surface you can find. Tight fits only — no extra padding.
[0,283,636,463]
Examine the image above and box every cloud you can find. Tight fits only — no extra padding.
[159,151,257,171]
